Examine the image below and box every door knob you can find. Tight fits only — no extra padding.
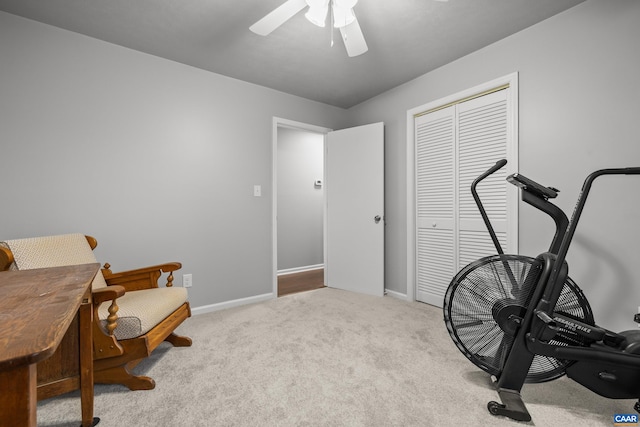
[374,215,382,224]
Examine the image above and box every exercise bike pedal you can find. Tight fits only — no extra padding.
[487,389,532,422]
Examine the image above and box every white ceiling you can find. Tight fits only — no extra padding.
[0,0,586,108]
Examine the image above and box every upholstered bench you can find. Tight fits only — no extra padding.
[0,233,192,391]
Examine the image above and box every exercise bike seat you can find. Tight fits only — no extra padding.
[507,173,559,199]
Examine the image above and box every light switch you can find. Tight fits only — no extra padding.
[254,185,262,197]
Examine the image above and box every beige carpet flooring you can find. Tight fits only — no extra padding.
[37,288,634,426]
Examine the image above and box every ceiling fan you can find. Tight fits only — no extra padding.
[250,0,449,58]
[249,0,369,57]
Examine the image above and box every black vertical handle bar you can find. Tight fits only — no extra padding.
[546,167,640,294]
[472,159,508,255]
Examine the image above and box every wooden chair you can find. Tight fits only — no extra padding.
[0,233,192,391]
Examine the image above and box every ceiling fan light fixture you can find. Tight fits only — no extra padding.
[305,4,329,27]
[334,0,358,9]
[332,5,355,28]
[306,0,329,7]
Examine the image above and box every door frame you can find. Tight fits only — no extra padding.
[272,117,332,297]
[405,72,519,302]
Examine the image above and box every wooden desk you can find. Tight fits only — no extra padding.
[0,263,100,427]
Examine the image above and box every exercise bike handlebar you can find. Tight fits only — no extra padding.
[547,167,640,293]
[472,159,571,256]
[474,159,508,184]
[472,159,508,255]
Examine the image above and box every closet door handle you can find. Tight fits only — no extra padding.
[374,215,382,224]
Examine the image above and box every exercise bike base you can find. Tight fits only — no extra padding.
[487,388,531,422]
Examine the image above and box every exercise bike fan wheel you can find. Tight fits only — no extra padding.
[444,255,594,383]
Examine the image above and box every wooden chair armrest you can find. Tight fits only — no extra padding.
[92,285,125,304]
[0,246,14,271]
[102,262,182,291]
[92,285,126,359]
[92,285,125,336]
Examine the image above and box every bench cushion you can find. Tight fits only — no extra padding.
[99,287,188,340]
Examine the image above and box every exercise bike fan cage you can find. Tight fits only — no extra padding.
[444,254,594,383]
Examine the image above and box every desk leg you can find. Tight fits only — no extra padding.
[0,363,37,427]
[78,300,99,427]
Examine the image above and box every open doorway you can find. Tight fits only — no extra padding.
[272,118,332,297]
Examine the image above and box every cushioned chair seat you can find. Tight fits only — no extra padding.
[100,287,188,340]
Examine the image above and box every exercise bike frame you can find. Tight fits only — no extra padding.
[491,166,640,421]
[469,160,574,420]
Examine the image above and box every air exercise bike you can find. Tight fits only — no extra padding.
[443,159,640,422]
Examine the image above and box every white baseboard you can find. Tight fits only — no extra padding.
[385,288,409,301]
[191,286,408,316]
[277,264,324,276]
[191,293,275,316]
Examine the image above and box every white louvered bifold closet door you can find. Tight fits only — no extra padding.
[416,106,456,306]
[416,88,514,307]
[457,90,509,269]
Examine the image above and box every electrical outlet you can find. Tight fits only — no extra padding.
[183,273,193,288]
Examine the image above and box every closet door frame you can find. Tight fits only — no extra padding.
[405,72,519,302]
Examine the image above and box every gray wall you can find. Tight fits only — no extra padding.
[0,11,347,308]
[277,127,324,271]
[348,0,640,331]
[2,0,640,331]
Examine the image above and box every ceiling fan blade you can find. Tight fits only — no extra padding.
[339,16,368,57]
[250,0,308,36]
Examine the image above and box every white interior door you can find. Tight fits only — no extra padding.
[326,122,384,297]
